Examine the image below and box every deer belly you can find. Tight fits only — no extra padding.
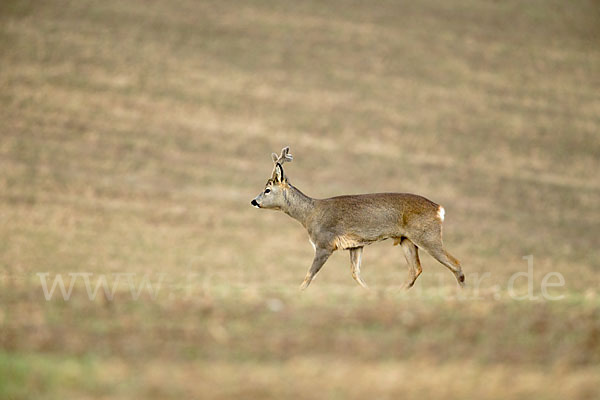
[332,233,389,250]
[333,235,364,250]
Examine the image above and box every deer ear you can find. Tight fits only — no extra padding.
[274,163,285,182]
[272,153,279,163]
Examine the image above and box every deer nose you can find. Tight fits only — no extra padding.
[251,199,259,208]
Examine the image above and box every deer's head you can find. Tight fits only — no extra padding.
[251,146,293,210]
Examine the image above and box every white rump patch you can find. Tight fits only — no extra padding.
[437,206,445,221]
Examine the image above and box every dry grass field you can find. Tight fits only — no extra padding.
[1,0,600,398]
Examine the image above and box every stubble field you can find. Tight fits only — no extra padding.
[1,0,599,398]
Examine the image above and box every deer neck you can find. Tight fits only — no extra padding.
[282,183,314,227]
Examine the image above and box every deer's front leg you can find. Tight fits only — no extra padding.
[349,247,368,289]
[300,248,332,290]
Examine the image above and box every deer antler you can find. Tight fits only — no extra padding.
[271,146,293,165]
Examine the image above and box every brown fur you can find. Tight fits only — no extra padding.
[252,147,465,290]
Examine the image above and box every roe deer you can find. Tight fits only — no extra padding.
[251,146,465,290]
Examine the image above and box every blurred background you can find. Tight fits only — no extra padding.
[1,0,599,398]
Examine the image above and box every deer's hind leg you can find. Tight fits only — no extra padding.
[411,226,465,287]
[396,238,422,289]
[429,247,464,287]
[349,247,368,289]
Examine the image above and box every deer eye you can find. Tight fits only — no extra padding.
[264,188,271,194]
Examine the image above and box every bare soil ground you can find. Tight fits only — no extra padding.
[1,0,599,398]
